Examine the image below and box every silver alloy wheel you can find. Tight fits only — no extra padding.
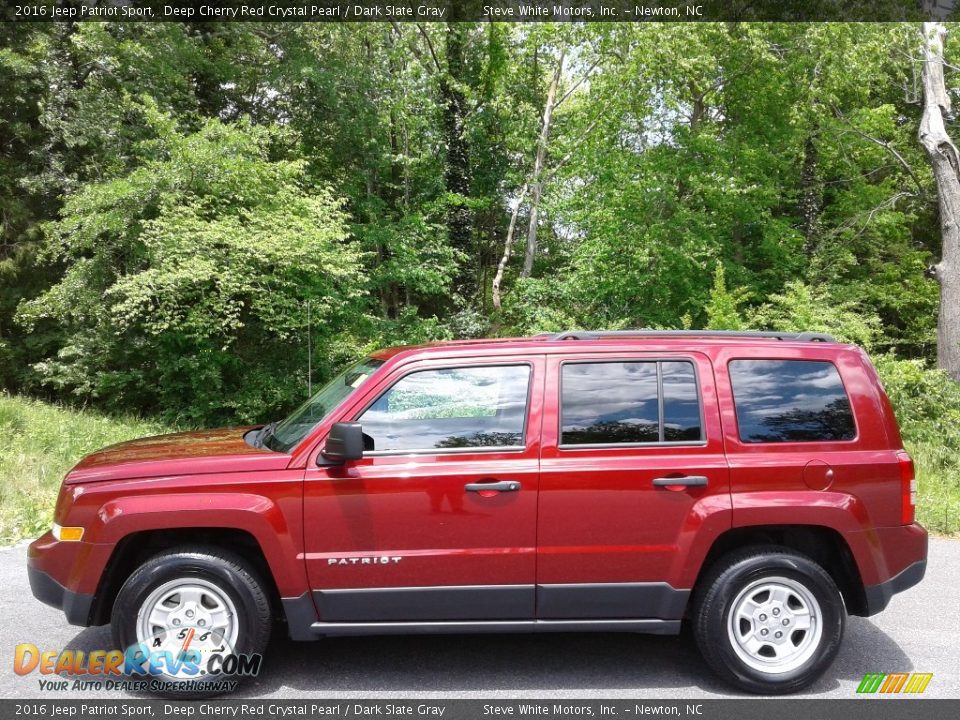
[726,575,823,675]
[135,578,239,661]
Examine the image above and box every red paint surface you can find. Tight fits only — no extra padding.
[29,335,927,619]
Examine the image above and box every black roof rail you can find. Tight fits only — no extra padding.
[548,329,836,342]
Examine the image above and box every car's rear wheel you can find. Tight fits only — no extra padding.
[692,545,844,694]
[111,547,271,698]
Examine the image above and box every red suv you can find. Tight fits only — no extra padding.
[28,330,927,694]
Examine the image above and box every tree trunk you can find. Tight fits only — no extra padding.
[800,134,821,258]
[919,22,960,381]
[491,184,529,310]
[521,48,565,278]
[442,22,473,293]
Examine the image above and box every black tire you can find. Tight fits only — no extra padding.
[111,547,272,698]
[691,545,845,695]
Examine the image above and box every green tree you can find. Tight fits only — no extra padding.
[1,20,954,426]
[704,265,750,331]
[18,106,364,424]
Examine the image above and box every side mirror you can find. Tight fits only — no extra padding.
[320,422,364,464]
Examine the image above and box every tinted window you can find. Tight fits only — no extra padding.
[561,361,702,445]
[729,360,855,443]
[662,361,702,441]
[359,365,530,452]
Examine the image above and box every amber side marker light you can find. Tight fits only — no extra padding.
[52,524,84,542]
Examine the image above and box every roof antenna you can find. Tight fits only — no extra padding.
[307,299,313,396]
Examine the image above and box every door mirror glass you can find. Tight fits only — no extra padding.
[321,422,364,464]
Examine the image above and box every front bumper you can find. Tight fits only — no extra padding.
[27,530,103,627]
[27,564,95,626]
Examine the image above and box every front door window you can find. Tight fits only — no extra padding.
[359,365,531,452]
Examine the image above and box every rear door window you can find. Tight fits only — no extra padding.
[560,360,702,446]
[728,359,856,443]
[662,361,703,441]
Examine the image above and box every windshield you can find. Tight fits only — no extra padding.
[265,358,384,452]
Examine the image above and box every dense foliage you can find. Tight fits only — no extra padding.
[0,22,956,424]
[17,109,364,424]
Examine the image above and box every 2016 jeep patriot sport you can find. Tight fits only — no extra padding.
[28,330,927,694]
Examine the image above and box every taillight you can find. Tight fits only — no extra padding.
[898,451,916,525]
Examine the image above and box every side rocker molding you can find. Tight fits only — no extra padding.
[315,585,534,622]
[537,582,690,620]
[281,582,692,639]
[309,619,681,637]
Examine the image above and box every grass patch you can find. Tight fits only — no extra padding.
[912,441,960,536]
[874,356,960,536]
[0,394,172,544]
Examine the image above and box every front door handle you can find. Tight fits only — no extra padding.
[465,480,521,493]
[652,475,709,489]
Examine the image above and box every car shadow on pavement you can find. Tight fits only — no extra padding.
[823,616,915,685]
[61,616,911,698]
[240,617,912,697]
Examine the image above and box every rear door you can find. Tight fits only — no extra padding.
[536,351,731,620]
[303,355,544,623]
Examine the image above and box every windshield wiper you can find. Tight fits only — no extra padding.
[256,421,279,449]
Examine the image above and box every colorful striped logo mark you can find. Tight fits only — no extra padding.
[857,672,933,694]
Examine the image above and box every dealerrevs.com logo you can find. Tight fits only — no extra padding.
[14,628,262,694]
[856,672,933,694]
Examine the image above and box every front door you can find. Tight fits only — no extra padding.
[537,351,731,620]
[303,356,544,623]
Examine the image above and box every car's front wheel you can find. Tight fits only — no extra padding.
[111,547,272,697]
[692,546,845,694]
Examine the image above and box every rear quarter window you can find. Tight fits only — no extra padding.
[728,359,856,443]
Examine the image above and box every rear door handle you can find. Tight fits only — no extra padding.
[652,475,709,489]
[465,480,521,493]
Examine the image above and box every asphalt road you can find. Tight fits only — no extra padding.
[1,539,956,700]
